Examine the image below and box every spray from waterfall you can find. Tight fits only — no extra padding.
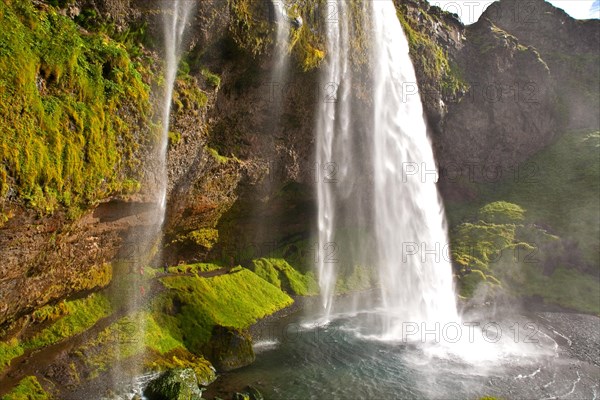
[315,0,459,337]
[110,0,195,390]
[245,0,291,256]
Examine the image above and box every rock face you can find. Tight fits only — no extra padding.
[439,17,558,181]
[0,0,598,331]
[482,0,600,130]
[144,368,204,400]
[394,0,598,190]
[204,326,255,372]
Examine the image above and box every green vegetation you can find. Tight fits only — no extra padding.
[228,0,274,56]
[170,228,221,251]
[449,131,600,314]
[206,146,233,165]
[76,311,181,377]
[477,201,525,224]
[482,130,599,266]
[173,74,208,114]
[0,376,49,400]
[251,258,318,296]
[201,68,221,89]
[0,339,25,372]
[336,264,377,294]
[0,0,151,213]
[148,349,216,386]
[168,131,182,146]
[156,269,293,352]
[396,7,468,97]
[0,293,112,370]
[187,228,219,250]
[165,263,223,275]
[471,24,528,55]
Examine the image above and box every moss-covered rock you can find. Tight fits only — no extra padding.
[477,202,525,225]
[204,325,255,372]
[0,376,49,400]
[0,0,151,212]
[250,258,318,296]
[156,269,293,352]
[144,368,204,400]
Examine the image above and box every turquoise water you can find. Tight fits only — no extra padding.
[206,310,600,400]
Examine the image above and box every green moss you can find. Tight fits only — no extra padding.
[148,349,216,386]
[201,68,221,89]
[0,339,25,371]
[0,376,49,400]
[26,293,112,350]
[250,258,318,296]
[458,269,487,298]
[0,293,112,371]
[170,228,220,251]
[0,1,151,213]
[77,311,184,376]
[173,74,208,114]
[166,263,223,275]
[396,9,468,98]
[480,130,600,267]
[156,269,293,352]
[450,218,517,271]
[168,131,182,146]
[228,0,273,56]
[478,201,525,224]
[205,146,232,165]
[334,264,377,295]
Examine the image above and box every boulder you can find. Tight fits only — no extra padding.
[205,326,255,371]
[144,368,204,400]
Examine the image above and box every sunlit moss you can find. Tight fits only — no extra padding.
[0,293,112,370]
[0,376,49,400]
[396,6,468,97]
[251,258,319,296]
[156,269,293,352]
[0,0,151,213]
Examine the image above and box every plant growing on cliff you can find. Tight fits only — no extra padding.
[396,6,468,99]
[0,1,151,213]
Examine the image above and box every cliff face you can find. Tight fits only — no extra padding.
[0,0,598,330]
[396,0,598,191]
[483,0,600,130]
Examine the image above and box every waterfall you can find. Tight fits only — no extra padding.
[271,0,290,89]
[315,0,352,316]
[159,0,195,222]
[315,0,459,337]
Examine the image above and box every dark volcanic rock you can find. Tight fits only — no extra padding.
[204,325,255,371]
[482,0,600,130]
[439,17,558,181]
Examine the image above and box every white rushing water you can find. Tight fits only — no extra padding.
[111,1,195,387]
[158,0,194,222]
[315,0,459,338]
[315,0,351,316]
[271,0,290,90]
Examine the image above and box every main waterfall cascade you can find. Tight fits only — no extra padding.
[315,0,459,337]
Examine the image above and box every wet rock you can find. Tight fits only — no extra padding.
[144,368,204,400]
[205,326,255,371]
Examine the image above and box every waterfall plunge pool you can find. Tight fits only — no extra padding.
[202,302,600,400]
